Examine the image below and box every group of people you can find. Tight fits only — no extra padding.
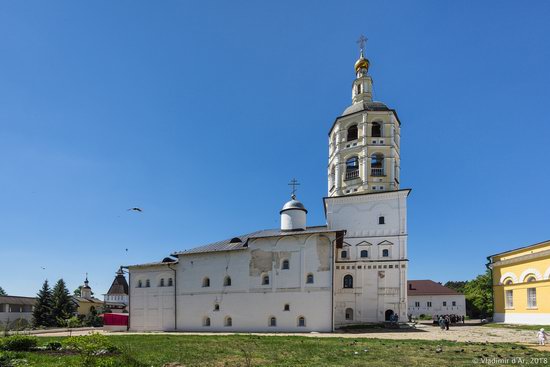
[433,314,465,330]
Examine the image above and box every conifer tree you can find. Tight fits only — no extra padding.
[0,286,6,296]
[51,278,76,326]
[32,280,55,327]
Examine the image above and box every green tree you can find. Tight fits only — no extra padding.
[73,286,82,297]
[464,269,493,318]
[51,279,76,326]
[32,280,55,327]
[444,281,468,294]
[0,286,6,296]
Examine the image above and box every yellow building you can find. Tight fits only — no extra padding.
[488,240,550,324]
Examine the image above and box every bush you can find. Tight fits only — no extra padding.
[65,333,117,367]
[45,341,62,351]
[0,336,38,352]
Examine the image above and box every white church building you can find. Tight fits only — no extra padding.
[126,43,411,332]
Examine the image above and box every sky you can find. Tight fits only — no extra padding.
[1,1,549,297]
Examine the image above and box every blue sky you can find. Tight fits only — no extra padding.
[1,1,549,297]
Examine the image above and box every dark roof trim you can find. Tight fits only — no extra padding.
[488,239,550,260]
[328,108,402,137]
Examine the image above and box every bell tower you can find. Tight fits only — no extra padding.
[328,37,401,197]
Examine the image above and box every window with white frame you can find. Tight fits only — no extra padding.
[505,290,513,308]
[427,301,432,308]
[414,301,420,307]
[527,288,537,308]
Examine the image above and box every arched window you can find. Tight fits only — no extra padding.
[284,304,290,311]
[137,280,142,288]
[504,279,513,285]
[224,276,232,286]
[145,279,150,288]
[214,303,220,311]
[347,124,358,141]
[371,153,384,176]
[297,316,306,327]
[372,122,382,137]
[343,275,353,289]
[160,278,165,287]
[341,250,348,259]
[306,273,314,284]
[345,156,359,180]
[262,274,270,285]
[168,278,173,286]
[360,250,368,258]
[269,317,277,327]
[382,249,389,257]
[203,317,211,327]
[329,166,336,189]
[225,317,232,327]
[345,308,354,320]
[526,276,537,283]
[202,277,210,287]
[282,260,290,270]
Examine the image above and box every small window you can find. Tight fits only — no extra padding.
[203,317,211,327]
[341,250,348,259]
[526,276,537,283]
[282,260,290,270]
[137,280,142,288]
[452,301,456,306]
[214,303,220,311]
[427,301,432,307]
[382,249,389,257]
[298,316,306,327]
[347,124,358,141]
[414,301,420,307]
[306,274,314,284]
[378,216,385,224]
[168,278,173,286]
[145,279,150,288]
[504,279,513,285]
[442,301,447,307]
[262,275,270,285]
[527,288,537,308]
[160,278,165,287]
[360,250,368,258]
[343,275,353,289]
[371,122,382,137]
[269,317,277,327]
[505,290,513,308]
[225,317,232,327]
[284,304,290,311]
[345,308,354,320]
[202,277,210,287]
[224,276,232,286]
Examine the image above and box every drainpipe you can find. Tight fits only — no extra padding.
[168,263,177,331]
[485,256,494,320]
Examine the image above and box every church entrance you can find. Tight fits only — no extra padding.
[384,309,394,321]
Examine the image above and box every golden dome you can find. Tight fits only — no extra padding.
[354,50,369,72]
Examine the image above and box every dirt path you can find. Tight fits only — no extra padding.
[32,324,543,346]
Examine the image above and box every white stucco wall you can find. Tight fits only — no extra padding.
[129,232,335,332]
[326,190,409,326]
[493,313,550,324]
[407,294,466,317]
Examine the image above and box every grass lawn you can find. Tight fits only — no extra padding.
[7,334,550,367]
[483,323,550,331]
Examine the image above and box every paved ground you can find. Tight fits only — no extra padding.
[31,323,547,347]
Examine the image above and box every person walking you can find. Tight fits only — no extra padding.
[444,315,450,331]
[537,328,548,345]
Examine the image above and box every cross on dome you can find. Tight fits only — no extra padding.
[288,178,300,199]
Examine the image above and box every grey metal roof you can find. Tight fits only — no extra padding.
[342,101,390,116]
[280,199,307,213]
[125,260,179,269]
[0,296,36,305]
[172,226,341,256]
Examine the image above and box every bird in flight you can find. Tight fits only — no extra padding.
[127,207,143,212]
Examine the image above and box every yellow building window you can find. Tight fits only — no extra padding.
[527,288,537,308]
[505,290,513,308]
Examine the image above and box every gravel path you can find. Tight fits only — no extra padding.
[32,323,545,346]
